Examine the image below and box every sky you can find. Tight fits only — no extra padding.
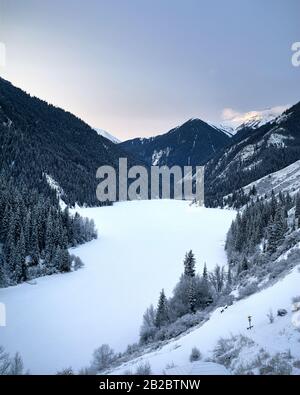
[0,0,300,140]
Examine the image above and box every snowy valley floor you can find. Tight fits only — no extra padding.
[0,200,235,374]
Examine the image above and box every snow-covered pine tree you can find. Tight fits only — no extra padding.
[155,289,169,328]
[267,208,287,253]
[295,194,300,219]
[294,194,300,228]
[203,262,208,280]
[188,279,197,314]
[184,250,196,277]
[227,266,232,288]
[241,257,249,272]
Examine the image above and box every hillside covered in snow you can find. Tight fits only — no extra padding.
[107,264,300,375]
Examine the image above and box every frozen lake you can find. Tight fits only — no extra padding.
[0,200,235,374]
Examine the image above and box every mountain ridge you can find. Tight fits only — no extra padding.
[0,77,141,206]
[120,118,231,167]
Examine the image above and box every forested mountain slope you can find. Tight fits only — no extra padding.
[205,102,300,207]
[0,77,139,207]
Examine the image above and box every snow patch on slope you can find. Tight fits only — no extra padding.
[267,132,294,148]
[44,173,66,209]
[152,147,172,165]
[242,160,300,198]
[222,105,289,133]
[94,128,121,144]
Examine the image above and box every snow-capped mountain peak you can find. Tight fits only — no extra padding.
[235,108,280,132]
[215,105,290,136]
[94,128,121,144]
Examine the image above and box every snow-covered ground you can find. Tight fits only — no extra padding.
[108,264,300,375]
[0,200,235,374]
[243,159,300,197]
[223,160,300,204]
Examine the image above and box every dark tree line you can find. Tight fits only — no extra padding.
[0,175,97,287]
[226,190,296,275]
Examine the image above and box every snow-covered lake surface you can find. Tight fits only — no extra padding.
[0,200,235,374]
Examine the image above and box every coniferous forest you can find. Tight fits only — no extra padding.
[0,175,97,287]
[0,76,143,287]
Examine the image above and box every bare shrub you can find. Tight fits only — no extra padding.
[267,309,274,324]
[135,361,152,375]
[56,367,74,375]
[259,353,292,375]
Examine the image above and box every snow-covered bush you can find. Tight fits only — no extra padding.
[212,335,255,369]
[56,367,74,375]
[293,360,300,369]
[71,255,84,271]
[126,343,140,355]
[135,361,152,375]
[189,347,202,362]
[211,335,294,375]
[153,310,206,342]
[258,353,292,375]
[238,281,258,299]
[122,369,133,375]
[78,366,97,375]
[165,362,176,370]
[91,344,115,372]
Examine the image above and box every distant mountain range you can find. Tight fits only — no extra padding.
[205,101,300,206]
[1,76,299,208]
[119,108,285,168]
[118,101,300,206]
[119,118,231,167]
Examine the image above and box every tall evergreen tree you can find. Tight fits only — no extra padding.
[202,262,208,280]
[183,250,196,277]
[295,194,300,219]
[155,289,169,328]
[188,280,197,314]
